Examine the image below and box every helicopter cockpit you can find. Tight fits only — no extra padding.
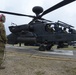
[45,20,76,34]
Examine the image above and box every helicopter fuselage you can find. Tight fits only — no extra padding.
[7,21,76,50]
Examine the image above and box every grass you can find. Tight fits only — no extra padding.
[53,45,76,50]
[59,46,76,50]
[6,44,76,50]
[64,46,76,50]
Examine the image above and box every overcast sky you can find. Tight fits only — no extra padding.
[0,0,76,35]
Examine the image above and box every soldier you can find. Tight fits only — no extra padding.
[0,14,7,69]
[63,27,67,33]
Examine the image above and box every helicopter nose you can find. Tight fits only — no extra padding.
[32,6,43,16]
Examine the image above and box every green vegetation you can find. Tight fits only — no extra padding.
[53,45,76,50]
[7,44,76,50]
[59,46,76,50]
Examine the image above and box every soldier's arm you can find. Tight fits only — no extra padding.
[0,23,7,43]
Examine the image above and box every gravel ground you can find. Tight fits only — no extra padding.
[0,45,76,75]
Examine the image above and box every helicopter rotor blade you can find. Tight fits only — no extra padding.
[40,0,76,17]
[41,18,52,22]
[0,10,35,18]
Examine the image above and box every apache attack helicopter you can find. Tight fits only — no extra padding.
[0,0,76,51]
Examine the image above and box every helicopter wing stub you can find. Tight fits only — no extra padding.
[40,0,76,17]
[0,10,35,18]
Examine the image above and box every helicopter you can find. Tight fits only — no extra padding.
[0,0,76,51]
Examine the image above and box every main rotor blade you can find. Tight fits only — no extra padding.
[0,10,35,18]
[41,18,52,22]
[40,0,76,17]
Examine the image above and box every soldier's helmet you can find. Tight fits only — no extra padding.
[0,14,6,23]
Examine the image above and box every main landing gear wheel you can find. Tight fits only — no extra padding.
[39,44,54,51]
[39,44,46,51]
[46,44,54,51]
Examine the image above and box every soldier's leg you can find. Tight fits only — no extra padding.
[0,47,5,69]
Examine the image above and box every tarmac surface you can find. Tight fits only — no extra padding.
[6,45,76,59]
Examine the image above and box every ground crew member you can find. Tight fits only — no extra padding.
[0,14,7,69]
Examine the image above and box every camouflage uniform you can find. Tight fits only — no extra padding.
[0,22,7,66]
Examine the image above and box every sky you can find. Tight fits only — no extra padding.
[0,0,76,35]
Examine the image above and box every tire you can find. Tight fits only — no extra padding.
[39,45,45,51]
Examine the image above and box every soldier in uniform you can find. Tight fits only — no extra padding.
[0,14,7,69]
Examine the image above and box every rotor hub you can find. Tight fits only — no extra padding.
[32,6,43,16]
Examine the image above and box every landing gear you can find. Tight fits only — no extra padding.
[46,44,54,51]
[39,44,46,51]
[57,42,68,49]
[39,44,54,51]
